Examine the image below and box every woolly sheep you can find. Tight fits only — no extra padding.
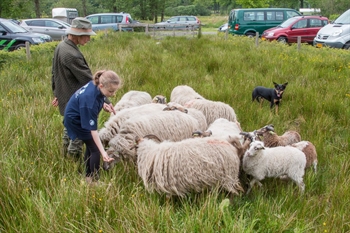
[184,98,238,126]
[206,118,242,139]
[113,90,166,113]
[135,135,244,198]
[170,85,205,106]
[242,140,306,194]
[106,110,208,164]
[291,141,318,173]
[99,103,167,146]
[256,124,301,147]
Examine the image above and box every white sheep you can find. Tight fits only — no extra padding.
[291,141,318,173]
[256,124,301,147]
[135,135,244,198]
[242,140,306,194]
[106,110,208,164]
[170,85,205,106]
[113,90,166,113]
[99,103,167,146]
[206,118,242,139]
[184,98,238,126]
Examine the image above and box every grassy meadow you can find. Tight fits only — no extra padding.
[0,31,350,233]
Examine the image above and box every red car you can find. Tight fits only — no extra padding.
[261,15,329,44]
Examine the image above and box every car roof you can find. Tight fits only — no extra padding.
[87,13,130,16]
[292,15,328,19]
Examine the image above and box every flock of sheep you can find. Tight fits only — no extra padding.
[98,85,318,200]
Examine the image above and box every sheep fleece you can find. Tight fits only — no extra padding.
[137,137,243,197]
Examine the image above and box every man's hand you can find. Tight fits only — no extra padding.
[51,97,58,107]
[103,103,116,115]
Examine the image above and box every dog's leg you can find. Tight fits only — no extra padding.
[275,104,279,115]
[259,98,263,108]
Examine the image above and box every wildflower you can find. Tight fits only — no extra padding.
[99,230,103,233]
[346,94,350,98]
[323,222,326,226]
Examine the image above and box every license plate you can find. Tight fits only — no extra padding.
[316,43,323,48]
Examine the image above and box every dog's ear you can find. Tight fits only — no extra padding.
[283,82,288,87]
[273,81,278,86]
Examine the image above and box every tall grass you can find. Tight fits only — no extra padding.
[0,31,349,232]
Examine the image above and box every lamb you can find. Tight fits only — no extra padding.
[184,98,238,126]
[255,124,301,147]
[99,103,167,146]
[291,141,318,173]
[105,110,208,164]
[135,135,244,199]
[170,85,205,106]
[242,140,306,194]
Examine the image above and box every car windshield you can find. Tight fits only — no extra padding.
[2,20,28,33]
[278,17,299,28]
[334,10,350,24]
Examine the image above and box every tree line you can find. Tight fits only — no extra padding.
[0,0,349,22]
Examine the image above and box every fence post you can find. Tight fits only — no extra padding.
[297,36,301,51]
[25,42,31,60]
[255,32,259,47]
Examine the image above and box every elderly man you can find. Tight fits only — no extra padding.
[51,17,115,161]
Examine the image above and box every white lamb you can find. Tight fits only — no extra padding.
[184,98,238,126]
[291,141,318,173]
[170,85,205,106]
[256,124,301,147]
[135,135,244,198]
[106,110,208,164]
[242,140,306,194]
[206,118,242,139]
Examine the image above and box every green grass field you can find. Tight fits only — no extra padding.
[0,31,349,232]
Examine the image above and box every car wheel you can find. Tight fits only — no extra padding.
[277,37,287,44]
[15,43,26,50]
[343,42,350,50]
[245,32,256,38]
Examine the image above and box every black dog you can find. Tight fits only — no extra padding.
[252,82,288,114]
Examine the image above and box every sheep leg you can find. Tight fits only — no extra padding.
[246,178,260,195]
[313,161,317,173]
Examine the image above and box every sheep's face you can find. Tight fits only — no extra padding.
[246,141,265,157]
[152,95,167,104]
[240,131,258,142]
[192,130,212,138]
[103,149,121,170]
[256,124,274,136]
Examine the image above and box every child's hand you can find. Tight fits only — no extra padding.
[103,103,116,115]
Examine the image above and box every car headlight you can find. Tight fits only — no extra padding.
[32,37,45,43]
[267,32,274,37]
[332,29,342,37]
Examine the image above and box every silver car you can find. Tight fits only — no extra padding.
[155,16,201,29]
[313,9,350,49]
[20,18,71,41]
[85,13,136,31]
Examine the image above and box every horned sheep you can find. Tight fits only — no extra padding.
[242,140,306,194]
[105,110,208,166]
[256,124,301,147]
[135,135,244,198]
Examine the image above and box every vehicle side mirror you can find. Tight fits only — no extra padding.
[58,25,65,29]
[166,20,170,23]
[0,30,6,35]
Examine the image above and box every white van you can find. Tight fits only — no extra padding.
[313,9,350,49]
[52,8,78,24]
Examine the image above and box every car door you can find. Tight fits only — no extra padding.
[44,20,68,40]
[288,19,308,43]
[308,18,326,43]
[24,20,46,35]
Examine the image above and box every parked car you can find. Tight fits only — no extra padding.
[20,18,70,41]
[155,16,201,29]
[0,18,52,51]
[218,23,228,32]
[313,9,350,49]
[85,12,136,31]
[228,8,301,37]
[261,15,329,44]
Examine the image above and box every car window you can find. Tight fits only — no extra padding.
[334,10,350,24]
[309,19,323,27]
[187,17,196,21]
[87,16,99,24]
[244,12,254,21]
[266,11,284,21]
[101,15,114,24]
[256,12,264,21]
[293,19,307,28]
[0,24,5,32]
[2,20,27,33]
[179,17,187,22]
[287,10,300,19]
[27,20,45,26]
[322,20,328,26]
[46,21,63,28]
[168,17,178,23]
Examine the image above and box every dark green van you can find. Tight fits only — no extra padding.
[228,8,301,37]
